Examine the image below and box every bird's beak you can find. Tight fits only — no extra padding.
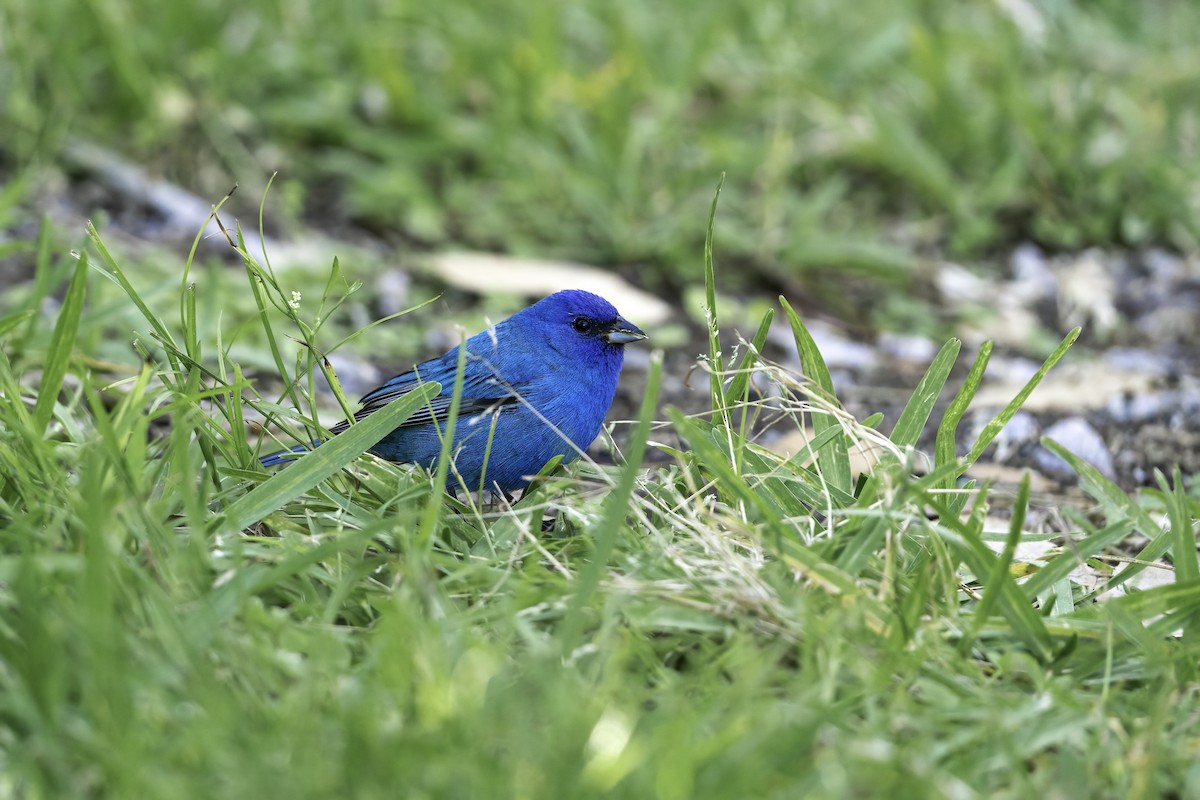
[604,317,648,345]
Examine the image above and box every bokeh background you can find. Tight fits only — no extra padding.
[8,0,1200,267]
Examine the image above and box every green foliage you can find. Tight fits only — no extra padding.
[5,0,1200,292]
[0,210,1198,797]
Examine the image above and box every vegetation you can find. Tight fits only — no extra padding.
[2,1,1198,795]
[1,198,1198,796]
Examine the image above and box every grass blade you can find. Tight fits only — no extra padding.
[966,328,1080,466]
[1041,440,1174,599]
[416,342,469,555]
[960,474,1029,655]
[917,485,1055,661]
[32,253,88,436]
[890,337,959,449]
[1021,517,1134,599]
[1163,466,1199,585]
[0,311,34,340]
[560,351,663,654]
[213,381,440,533]
[935,341,991,491]
[726,307,774,411]
[778,296,852,495]
[703,173,726,419]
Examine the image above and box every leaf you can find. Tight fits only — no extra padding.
[703,173,726,419]
[725,307,774,410]
[1021,517,1134,600]
[935,341,991,491]
[213,381,441,533]
[960,474,1029,655]
[966,328,1080,466]
[1162,466,1199,585]
[33,253,89,435]
[778,296,852,495]
[891,338,960,449]
[916,484,1055,661]
[1041,439,1172,599]
[0,311,34,339]
[559,351,663,653]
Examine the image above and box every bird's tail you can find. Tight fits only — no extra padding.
[259,442,319,468]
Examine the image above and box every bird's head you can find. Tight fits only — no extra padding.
[519,290,647,360]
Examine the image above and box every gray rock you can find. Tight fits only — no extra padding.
[374,271,411,318]
[1035,416,1116,481]
[991,411,1041,462]
[1010,243,1057,303]
[1104,347,1173,376]
[936,262,990,304]
[985,356,1041,387]
[1107,391,1168,425]
[878,332,937,364]
[1136,303,1200,345]
[770,318,876,374]
[1142,248,1184,283]
[805,321,876,372]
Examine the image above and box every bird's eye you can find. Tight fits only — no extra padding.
[572,317,593,334]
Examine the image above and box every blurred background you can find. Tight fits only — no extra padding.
[2,0,1198,487]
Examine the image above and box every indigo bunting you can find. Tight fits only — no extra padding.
[261,290,647,491]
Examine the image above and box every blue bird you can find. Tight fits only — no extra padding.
[261,289,647,492]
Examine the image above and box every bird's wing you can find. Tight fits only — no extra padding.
[330,341,525,434]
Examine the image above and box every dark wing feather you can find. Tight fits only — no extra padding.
[329,350,521,435]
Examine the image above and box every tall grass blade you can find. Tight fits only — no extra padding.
[966,328,1080,466]
[1163,466,1199,585]
[778,296,852,494]
[560,351,663,654]
[960,474,1029,655]
[890,337,959,449]
[214,381,440,533]
[32,253,88,435]
[703,173,726,420]
[935,341,991,491]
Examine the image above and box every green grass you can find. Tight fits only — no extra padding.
[1,202,1198,797]
[5,0,1200,302]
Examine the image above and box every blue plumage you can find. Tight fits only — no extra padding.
[260,289,646,492]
